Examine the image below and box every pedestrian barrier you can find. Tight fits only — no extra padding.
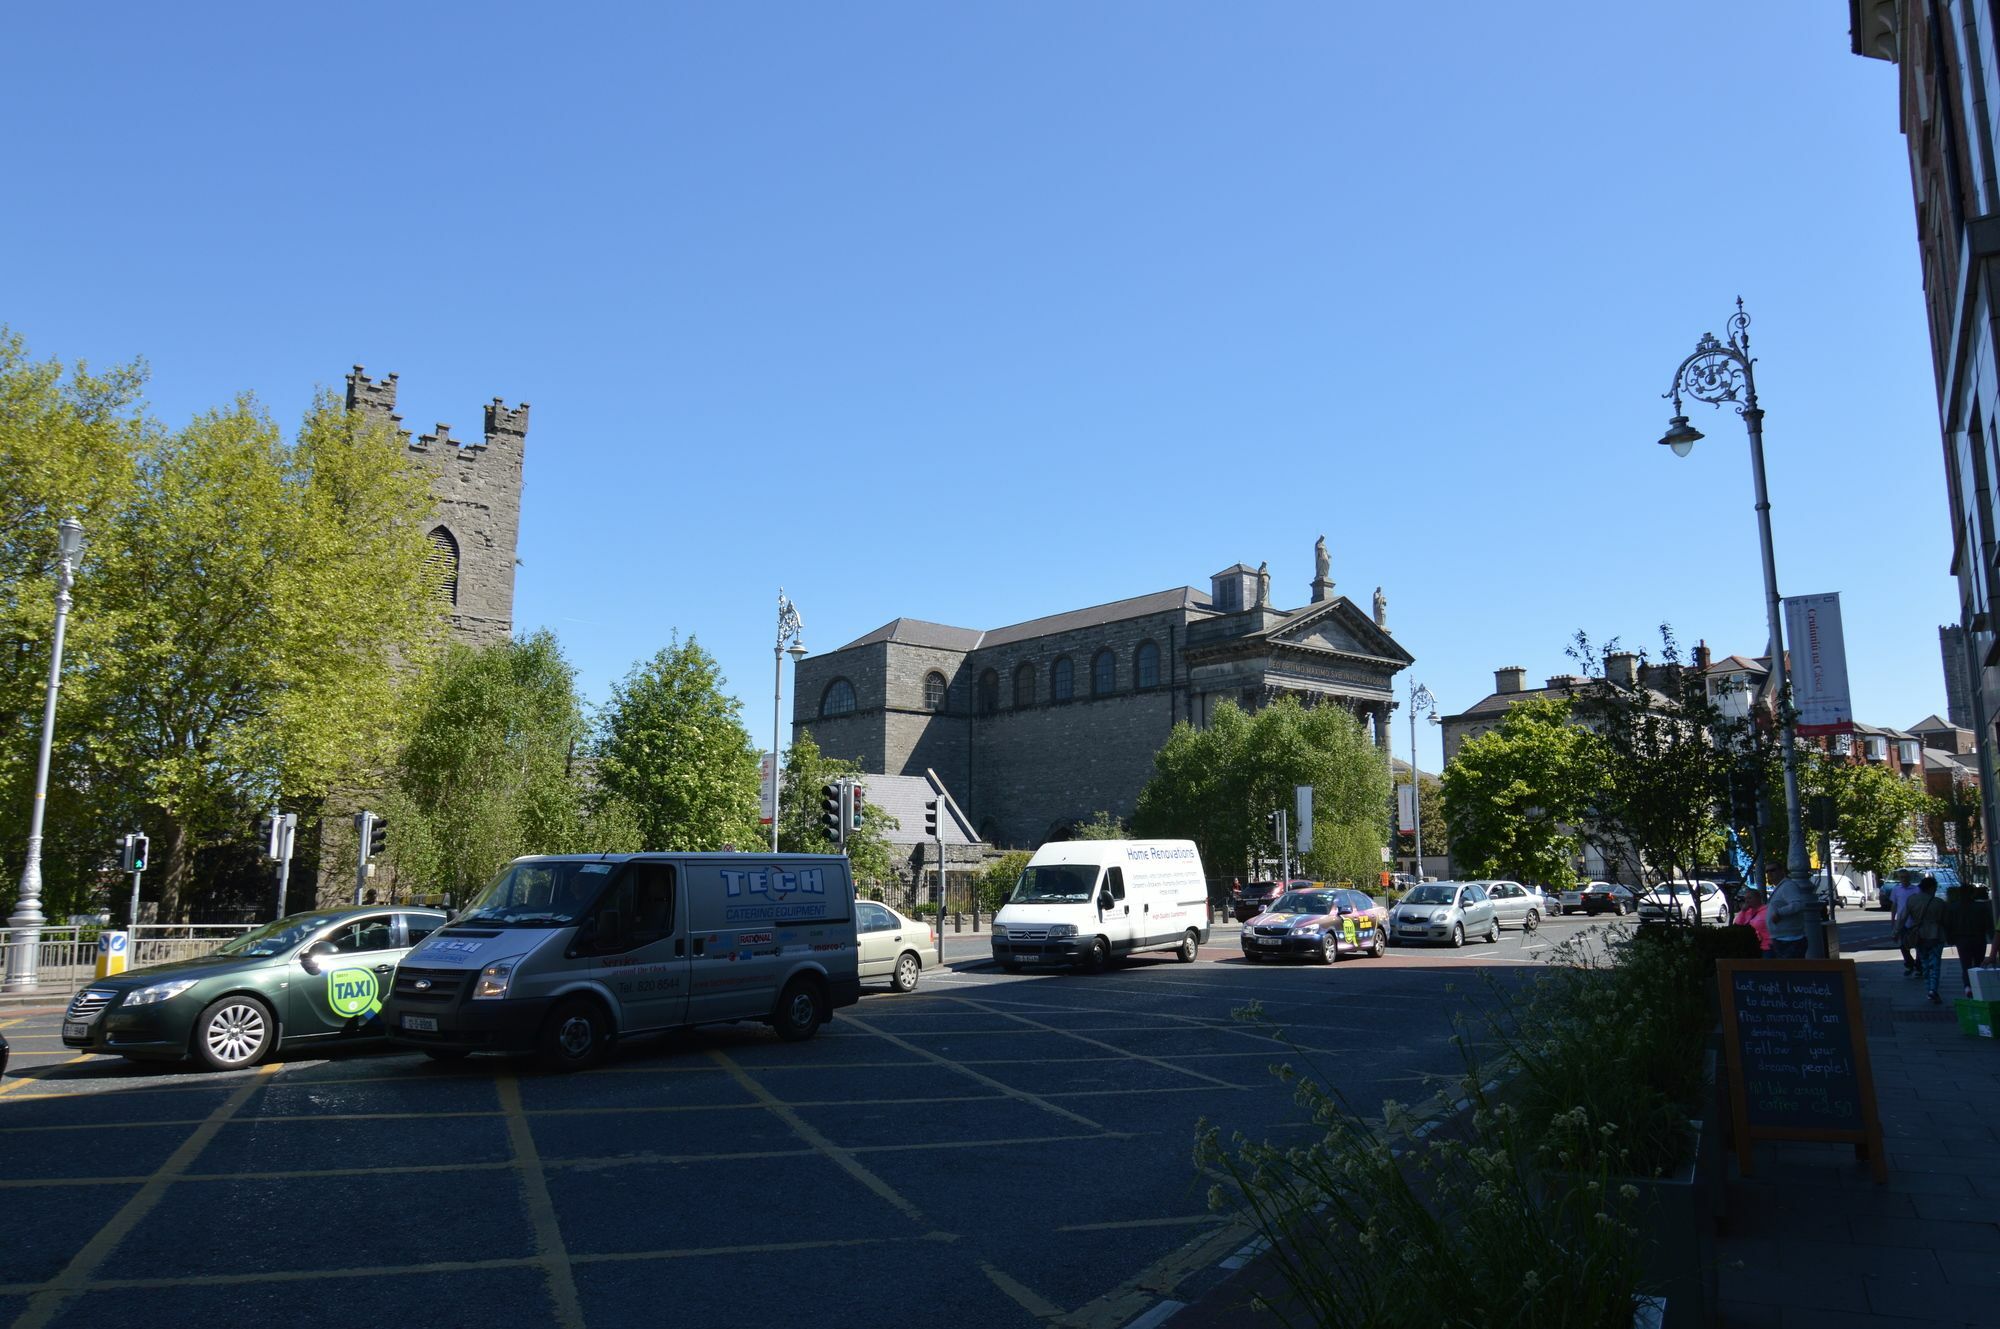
[3,923,253,997]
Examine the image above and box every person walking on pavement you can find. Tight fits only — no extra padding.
[1903,876,1950,1004]
[1944,884,1989,1000]
[1889,872,1922,975]
[1766,874,1812,960]
[1732,886,1772,958]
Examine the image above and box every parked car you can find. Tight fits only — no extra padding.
[1636,881,1728,926]
[1527,883,1563,919]
[1387,881,1500,947]
[1232,880,1285,922]
[1813,872,1865,909]
[1878,866,1960,911]
[990,839,1211,972]
[1557,881,1637,915]
[62,905,449,1071]
[1240,887,1388,963]
[1477,880,1543,930]
[856,899,933,992]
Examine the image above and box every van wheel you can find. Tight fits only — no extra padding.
[773,978,827,1042]
[192,996,275,1071]
[891,952,921,993]
[1176,929,1200,963]
[538,997,610,1072]
[1083,937,1111,973]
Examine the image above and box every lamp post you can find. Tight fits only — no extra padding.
[771,590,807,853]
[1659,299,1819,955]
[1408,682,1437,878]
[7,517,85,992]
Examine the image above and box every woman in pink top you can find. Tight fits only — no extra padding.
[1733,887,1772,957]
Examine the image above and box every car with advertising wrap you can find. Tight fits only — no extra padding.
[59,906,448,1071]
[383,852,861,1070]
[1239,887,1387,963]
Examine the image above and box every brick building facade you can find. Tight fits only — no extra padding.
[794,542,1412,850]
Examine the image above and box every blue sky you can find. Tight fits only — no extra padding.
[1,4,1944,775]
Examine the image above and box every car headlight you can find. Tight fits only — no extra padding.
[1240,924,1255,937]
[1293,923,1322,934]
[473,955,526,1000]
[1432,910,1451,922]
[1047,924,1078,939]
[991,924,1007,937]
[122,979,199,1007]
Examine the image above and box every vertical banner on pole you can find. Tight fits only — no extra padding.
[1782,593,1854,736]
[1396,784,1417,834]
[759,753,777,826]
[1295,786,1314,856]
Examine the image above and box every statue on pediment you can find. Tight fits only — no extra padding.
[1256,561,1270,607]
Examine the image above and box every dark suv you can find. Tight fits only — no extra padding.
[1233,879,1292,921]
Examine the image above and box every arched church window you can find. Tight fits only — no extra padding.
[425,526,460,606]
[1134,640,1161,689]
[924,671,948,712]
[977,670,999,715]
[1091,649,1115,697]
[822,678,857,717]
[1051,657,1074,702]
[1014,663,1036,708]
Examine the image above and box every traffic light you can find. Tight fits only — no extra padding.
[1266,810,1281,838]
[1725,768,1760,829]
[822,782,844,844]
[128,833,148,873]
[924,798,939,838]
[850,781,865,831]
[370,815,389,858]
[263,811,284,860]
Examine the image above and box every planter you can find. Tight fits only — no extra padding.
[1626,1119,1717,1329]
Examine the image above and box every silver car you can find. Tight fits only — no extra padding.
[1388,881,1500,947]
[856,900,932,992]
[1476,880,1544,931]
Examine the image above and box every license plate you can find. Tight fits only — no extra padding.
[401,1015,438,1032]
[1256,937,1281,946]
[63,1021,89,1039]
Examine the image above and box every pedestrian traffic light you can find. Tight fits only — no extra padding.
[1266,810,1281,838]
[263,811,284,860]
[128,833,148,873]
[924,798,939,838]
[822,782,844,843]
[850,782,866,831]
[369,815,389,858]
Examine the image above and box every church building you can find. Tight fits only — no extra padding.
[793,540,1413,849]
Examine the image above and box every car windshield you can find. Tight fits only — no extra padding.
[1270,891,1336,915]
[215,913,343,957]
[1404,885,1456,906]
[1009,864,1100,904]
[458,860,616,927]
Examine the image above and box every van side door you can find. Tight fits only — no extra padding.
[575,860,687,1034]
[1099,866,1133,946]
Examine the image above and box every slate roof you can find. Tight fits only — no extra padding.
[1924,748,1978,775]
[836,588,1216,653]
[858,769,982,849]
[1908,714,1956,734]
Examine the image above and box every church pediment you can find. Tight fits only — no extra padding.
[1269,598,1413,665]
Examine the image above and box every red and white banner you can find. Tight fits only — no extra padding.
[1783,592,1853,736]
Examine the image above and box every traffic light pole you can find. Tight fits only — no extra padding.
[354,811,375,905]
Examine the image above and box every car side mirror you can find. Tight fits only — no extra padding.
[301,940,338,973]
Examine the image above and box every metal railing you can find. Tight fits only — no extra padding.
[2,923,255,999]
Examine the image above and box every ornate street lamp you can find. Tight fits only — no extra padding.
[7,517,85,992]
[1659,300,1818,954]
[1408,682,1439,878]
[771,590,807,853]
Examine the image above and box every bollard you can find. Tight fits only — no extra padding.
[94,930,130,978]
[953,912,963,933]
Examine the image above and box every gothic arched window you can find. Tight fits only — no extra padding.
[1134,640,1161,689]
[1013,663,1036,708]
[924,671,948,712]
[1091,649,1115,697]
[425,526,460,606]
[821,678,857,718]
[1051,657,1074,702]
[976,669,999,716]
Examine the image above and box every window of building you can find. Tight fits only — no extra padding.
[924,671,947,712]
[1014,662,1035,708]
[1134,640,1161,690]
[424,526,460,606]
[1865,736,1888,761]
[1091,649,1115,697]
[1051,656,1074,702]
[821,678,857,717]
[976,669,998,716]
[1899,740,1921,765]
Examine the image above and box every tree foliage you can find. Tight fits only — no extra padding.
[1440,697,1600,889]
[1133,697,1389,885]
[776,730,899,885]
[594,636,763,852]
[1071,811,1129,841]
[977,848,1032,912]
[1776,750,1935,880]
[1394,770,1449,858]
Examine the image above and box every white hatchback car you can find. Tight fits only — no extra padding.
[855,900,934,992]
[1636,880,1729,926]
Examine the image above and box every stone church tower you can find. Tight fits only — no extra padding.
[344,367,527,646]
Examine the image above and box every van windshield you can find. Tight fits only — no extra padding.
[1009,864,1101,904]
[458,861,616,927]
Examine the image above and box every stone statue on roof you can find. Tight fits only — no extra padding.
[1256,561,1270,607]
[1374,586,1387,627]
[1315,535,1329,580]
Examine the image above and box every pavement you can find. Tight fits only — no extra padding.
[1161,907,2000,1329]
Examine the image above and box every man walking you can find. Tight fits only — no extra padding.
[1944,883,1989,1000]
[1766,873,1812,960]
[1903,876,1950,1005]
[1888,872,1922,975]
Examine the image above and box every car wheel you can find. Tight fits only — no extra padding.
[539,997,612,1071]
[1319,934,1338,965]
[890,951,922,993]
[773,978,828,1043]
[1450,923,1465,949]
[1485,919,1500,944]
[422,1048,470,1063]
[1369,931,1386,959]
[1177,929,1200,963]
[192,995,275,1071]
[1525,909,1539,930]
[1083,937,1111,973]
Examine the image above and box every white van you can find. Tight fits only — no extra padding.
[990,839,1210,972]
[382,853,860,1070]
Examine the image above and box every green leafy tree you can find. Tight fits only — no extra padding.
[1440,697,1600,890]
[977,849,1032,912]
[594,636,762,851]
[1788,752,1934,880]
[1133,697,1389,885]
[1394,770,1448,859]
[388,631,628,906]
[1072,811,1129,840]
[775,731,899,885]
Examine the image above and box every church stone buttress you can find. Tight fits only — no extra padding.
[344,366,528,646]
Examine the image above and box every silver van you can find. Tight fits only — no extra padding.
[382,853,860,1070]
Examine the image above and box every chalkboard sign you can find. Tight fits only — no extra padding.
[1716,959,1886,1182]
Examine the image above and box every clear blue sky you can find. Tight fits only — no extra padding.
[1,4,1944,775]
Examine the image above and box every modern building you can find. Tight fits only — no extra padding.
[793,540,1412,850]
[1850,1,2000,877]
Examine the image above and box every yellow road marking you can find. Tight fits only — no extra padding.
[982,1260,1065,1320]
[13,1062,278,1329]
[947,997,1242,1088]
[496,1074,585,1329]
[844,1014,1105,1130]
[710,1049,939,1230]
[0,1055,92,1095]
[1054,1212,1256,1329]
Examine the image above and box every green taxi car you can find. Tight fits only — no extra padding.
[61,906,448,1071]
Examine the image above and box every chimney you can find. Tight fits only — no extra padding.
[1495,666,1527,695]
[1695,639,1712,670]
[1605,651,1639,687]
[1546,674,1582,692]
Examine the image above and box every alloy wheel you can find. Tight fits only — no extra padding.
[204,1002,267,1066]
